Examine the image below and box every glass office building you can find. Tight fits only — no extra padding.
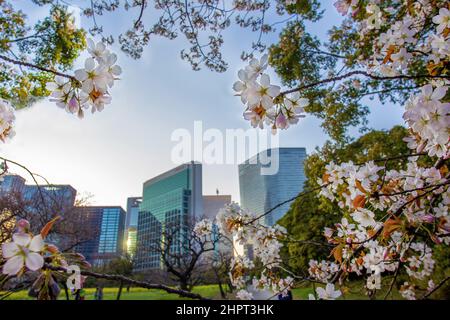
[125,197,142,255]
[77,206,126,265]
[239,148,307,226]
[203,195,233,256]
[134,161,202,272]
[0,174,77,209]
[0,174,77,247]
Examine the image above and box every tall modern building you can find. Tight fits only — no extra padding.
[125,197,142,256]
[0,174,77,209]
[239,148,307,226]
[203,194,233,256]
[76,206,126,266]
[134,161,203,272]
[203,195,232,220]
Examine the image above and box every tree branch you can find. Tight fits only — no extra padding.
[279,70,450,96]
[0,54,76,80]
[420,276,450,299]
[134,0,147,28]
[45,265,208,300]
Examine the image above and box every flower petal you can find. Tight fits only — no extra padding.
[13,233,31,246]
[260,74,270,87]
[85,57,96,71]
[29,235,44,252]
[2,255,24,276]
[25,252,44,271]
[110,65,122,76]
[86,38,95,50]
[74,69,88,81]
[267,85,280,97]
[1,242,20,258]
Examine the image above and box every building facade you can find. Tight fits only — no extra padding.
[0,174,78,247]
[76,206,126,266]
[238,148,307,226]
[0,174,77,209]
[202,194,233,257]
[134,161,203,272]
[202,195,232,220]
[125,197,142,256]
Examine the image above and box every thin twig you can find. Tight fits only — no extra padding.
[0,54,75,80]
[45,265,208,300]
[134,0,147,28]
[279,70,450,96]
[420,276,450,299]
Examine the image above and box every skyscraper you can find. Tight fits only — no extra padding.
[203,194,233,256]
[0,174,79,251]
[134,161,203,272]
[125,197,142,256]
[202,195,231,220]
[76,206,126,266]
[0,174,77,209]
[238,148,307,226]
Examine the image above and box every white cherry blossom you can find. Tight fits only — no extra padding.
[2,233,45,276]
[316,283,341,300]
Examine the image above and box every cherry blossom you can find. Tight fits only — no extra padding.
[193,219,214,237]
[432,7,450,35]
[0,98,16,142]
[236,289,254,300]
[45,38,121,117]
[2,233,45,276]
[366,273,381,290]
[316,283,342,300]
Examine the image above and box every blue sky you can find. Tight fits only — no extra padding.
[0,1,405,208]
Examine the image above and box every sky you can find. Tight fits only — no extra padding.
[0,1,405,209]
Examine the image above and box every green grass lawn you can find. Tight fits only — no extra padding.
[1,285,222,300]
[1,282,402,300]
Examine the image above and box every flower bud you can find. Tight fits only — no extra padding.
[17,219,30,232]
[430,234,442,244]
[420,215,435,223]
[46,244,59,254]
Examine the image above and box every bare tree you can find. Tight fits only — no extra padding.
[136,218,221,292]
[0,185,97,253]
[206,250,233,299]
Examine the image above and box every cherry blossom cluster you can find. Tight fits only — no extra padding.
[213,202,295,300]
[350,1,449,76]
[1,219,90,287]
[193,218,214,237]
[0,98,16,142]
[314,153,448,296]
[403,84,449,158]
[228,0,449,300]
[46,39,121,118]
[308,260,339,283]
[233,54,309,132]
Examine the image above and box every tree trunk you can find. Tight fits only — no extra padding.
[227,280,233,293]
[218,280,226,299]
[117,281,124,300]
[179,279,190,292]
[62,282,70,300]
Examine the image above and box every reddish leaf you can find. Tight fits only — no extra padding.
[382,216,402,239]
[352,195,366,209]
[40,216,61,239]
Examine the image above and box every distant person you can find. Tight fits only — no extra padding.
[74,288,86,300]
[278,290,293,300]
[94,286,104,300]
